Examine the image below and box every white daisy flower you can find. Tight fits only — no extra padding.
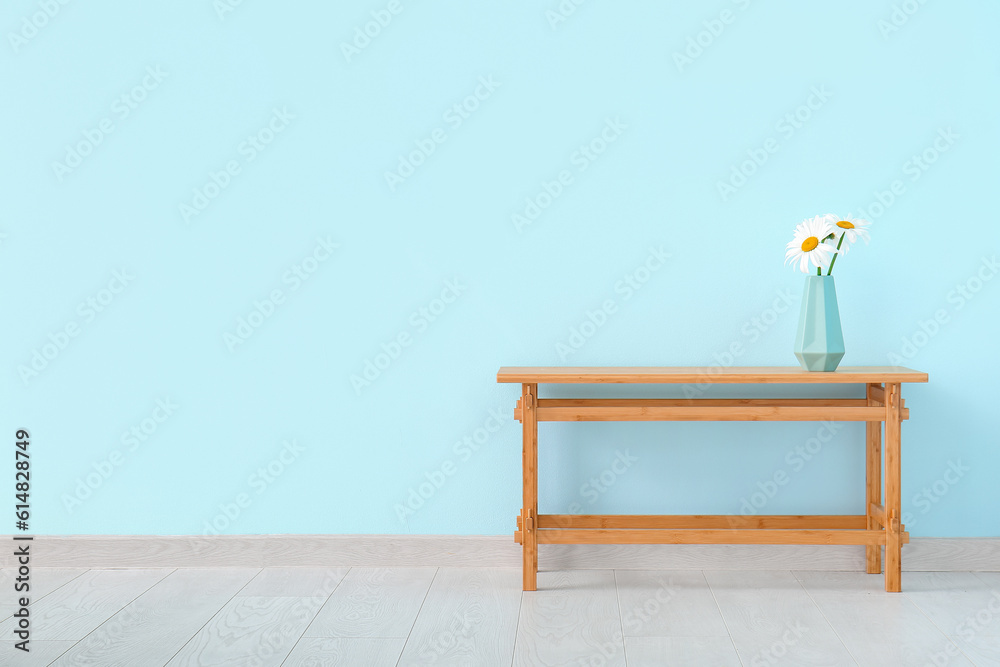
[830,214,871,253]
[785,215,837,274]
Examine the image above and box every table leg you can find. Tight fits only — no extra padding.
[522,383,538,591]
[866,383,883,574]
[884,382,903,592]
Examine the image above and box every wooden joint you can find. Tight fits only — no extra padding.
[516,510,534,539]
[888,384,899,408]
[889,509,900,535]
[869,503,885,527]
[517,384,536,421]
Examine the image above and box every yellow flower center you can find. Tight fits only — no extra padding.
[837,220,855,229]
[801,236,819,252]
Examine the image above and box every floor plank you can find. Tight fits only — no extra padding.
[49,568,259,666]
[615,570,729,638]
[1,565,995,666]
[166,596,320,666]
[0,569,170,641]
[0,568,87,621]
[950,635,1000,665]
[902,572,1000,639]
[513,569,625,667]
[794,571,976,666]
[705,569,858,666]
[974,571,1000,590]
[396,568,521,666]
[238,567,350,598]
[304,568,437,638]
[624,636,742,666]
[283,637,405,666]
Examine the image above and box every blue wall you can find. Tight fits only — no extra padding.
[4,1,997,537]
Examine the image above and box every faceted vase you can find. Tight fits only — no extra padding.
[794,275,845,372]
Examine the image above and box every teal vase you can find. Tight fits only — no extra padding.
[794,275,845,372]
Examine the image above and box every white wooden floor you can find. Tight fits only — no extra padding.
[2,567,999,666]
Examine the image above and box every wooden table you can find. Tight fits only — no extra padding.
[497,366,928,593]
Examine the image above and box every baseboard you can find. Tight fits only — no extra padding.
[5,535,999,570]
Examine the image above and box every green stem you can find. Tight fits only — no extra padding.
[826,232,846,275]
[817,266,821,276]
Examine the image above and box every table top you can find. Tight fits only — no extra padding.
[497,366,928,384]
